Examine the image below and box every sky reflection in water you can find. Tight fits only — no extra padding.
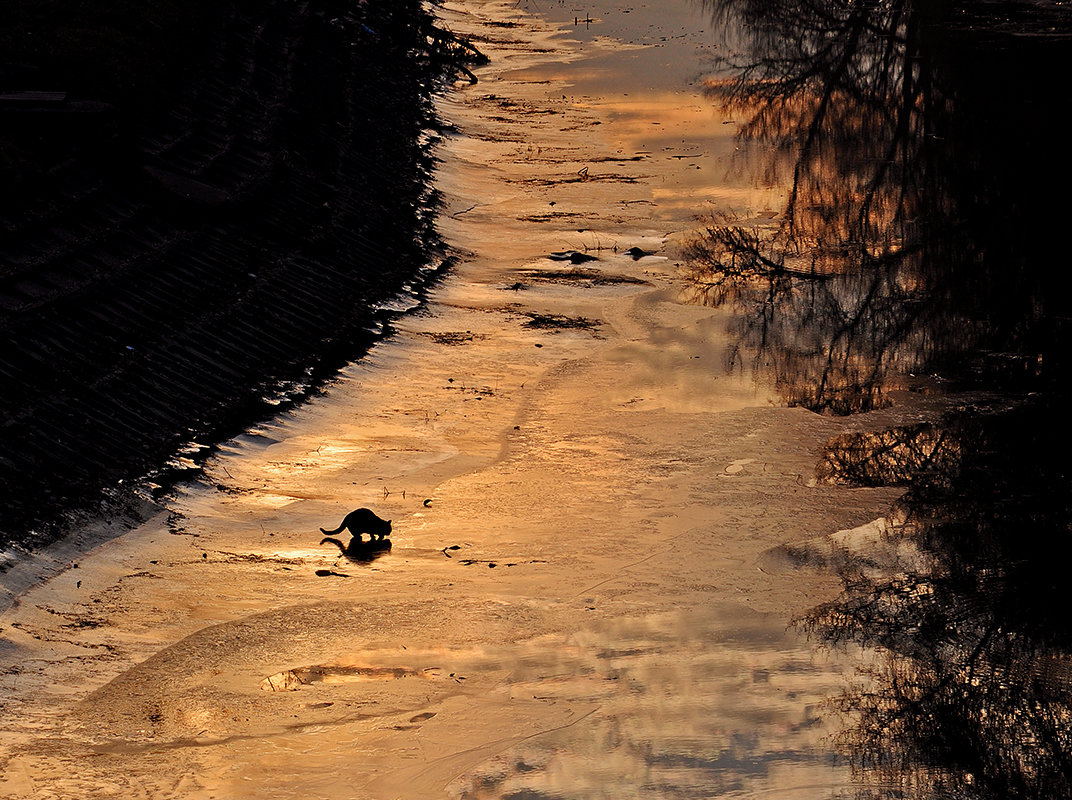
[448,606,852,800]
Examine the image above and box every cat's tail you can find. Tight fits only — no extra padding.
[320,537,346,552]
[320,523,346,535]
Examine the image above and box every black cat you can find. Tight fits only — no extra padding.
[319,507,392,542]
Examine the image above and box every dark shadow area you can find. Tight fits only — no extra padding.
[800,399,1072,800]
[688,2,1072,797]
[0,0,485,548]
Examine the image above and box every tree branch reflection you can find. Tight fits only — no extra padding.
[689,1,1072,796]
[688,0,1071,413]
[799,402,1072,799]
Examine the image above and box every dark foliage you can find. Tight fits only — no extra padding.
[0,0,483,545]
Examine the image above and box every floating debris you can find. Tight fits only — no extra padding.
[548,251,598,264]
[519,267,649,286]
[523,312,603,331]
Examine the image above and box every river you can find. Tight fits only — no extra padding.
[1,1,1069,798]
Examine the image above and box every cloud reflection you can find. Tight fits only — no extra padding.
[449,606,854,800]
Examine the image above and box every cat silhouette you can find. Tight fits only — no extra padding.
[319,507,392,542]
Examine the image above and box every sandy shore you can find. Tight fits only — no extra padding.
[0,3,926,797]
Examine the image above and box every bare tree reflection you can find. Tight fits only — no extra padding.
[815,421,962,488]
[691,2,1072,795]
[688,0,1072,412]
[799,401,1072,799]
[698,0,934,278]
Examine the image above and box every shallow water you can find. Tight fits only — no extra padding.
[443,606,854,800]
[5,1,1069,798]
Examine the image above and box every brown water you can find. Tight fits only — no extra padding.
[0,2,934,797]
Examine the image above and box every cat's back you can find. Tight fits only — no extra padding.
[345,507,390,533]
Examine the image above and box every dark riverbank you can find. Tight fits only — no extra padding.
[0,0,478,548]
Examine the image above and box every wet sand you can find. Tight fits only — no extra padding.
[0,2,926,797]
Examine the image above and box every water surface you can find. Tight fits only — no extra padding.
[685,2,1072,796]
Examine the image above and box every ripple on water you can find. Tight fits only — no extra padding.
[434,603,857,800]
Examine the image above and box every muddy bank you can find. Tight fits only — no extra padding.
[0,0,476,546]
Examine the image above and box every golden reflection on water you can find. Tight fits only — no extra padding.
[585,88,784,220]
[446,606,855,800]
